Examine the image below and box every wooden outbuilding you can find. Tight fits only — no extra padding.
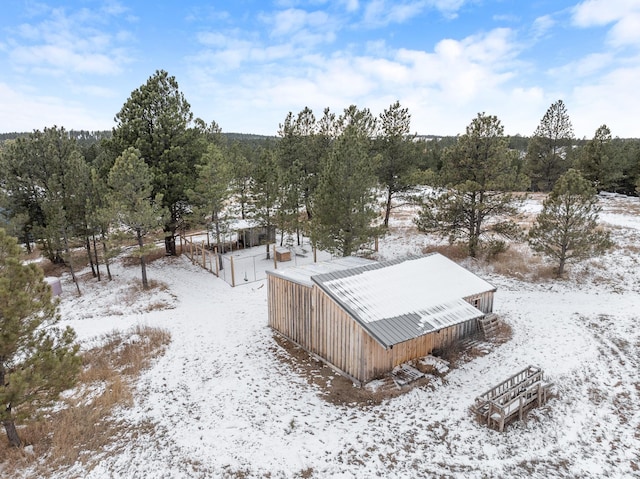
[267,253,496,384]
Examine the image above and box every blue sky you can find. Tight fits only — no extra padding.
[1,0,639,138]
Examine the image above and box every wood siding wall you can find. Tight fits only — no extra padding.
[267,275,313,346]
[268,273,494,384]
[464,291,494,315]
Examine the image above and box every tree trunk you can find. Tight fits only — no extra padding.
[62,227,81,296]
[101,230,112,281]
[92,234,101,282]
[557,256,566,278]
[384,187,393,227]
[3,418,21,448]
[23,234,32,254]
[137,229,149,289]
[164,235,176,256]
[85,236,96,278]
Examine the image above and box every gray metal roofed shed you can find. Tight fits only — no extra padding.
[267,253,496,384]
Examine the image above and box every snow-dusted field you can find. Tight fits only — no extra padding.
[49,195,639,478]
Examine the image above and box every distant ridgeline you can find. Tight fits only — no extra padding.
[2,130,638,152]
[0,130,113,146]
[0,130,276,146]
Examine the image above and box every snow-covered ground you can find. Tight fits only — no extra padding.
[46,194,640,478]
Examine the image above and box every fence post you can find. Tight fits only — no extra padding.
[313,246,317,263]
[375,236,379,252]
[214,247,219,277]
[230,255,236,287]
[201,241,206,269]
[179,233,183,255]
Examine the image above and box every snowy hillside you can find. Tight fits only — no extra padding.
[33,195,640,477]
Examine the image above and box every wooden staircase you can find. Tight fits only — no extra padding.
[478,313,499,339]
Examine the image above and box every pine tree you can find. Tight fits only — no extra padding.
[416,113,528,258]
[228,142,253,221]
[376,101,417,227]
[251,146,281,259]
[107,147,167,289]
[528,169,612,277]
[277,107,323,240]
[112,70,202,256]
[526,100,574,191]
[0,127,91,295]
[188,143,233,253]
[0,228,81,447]
[311,106,380,257]
[576,125,620,192]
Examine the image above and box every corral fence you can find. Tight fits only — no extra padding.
[179,232,326,287]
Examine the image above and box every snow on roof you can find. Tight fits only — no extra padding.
[312,254,496,348]
[266,256,373,287]
[228,218,261,230]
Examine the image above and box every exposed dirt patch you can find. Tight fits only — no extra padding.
[271,320,512,408]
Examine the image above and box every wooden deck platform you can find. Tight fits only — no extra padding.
[471,365,553,432]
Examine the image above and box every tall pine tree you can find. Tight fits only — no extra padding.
[0,228,81,447]
[107,147,167,289]
[312,106,380,257]
[112,70,202,255]
[376,101,417,227]
[416,113,528,258]
[526,100,574,192]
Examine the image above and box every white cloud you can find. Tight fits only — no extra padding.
[6,5,133,77]
[269,8,331,37]
[342,0,360,13]
[360,0,470,27]
[548,52,614,79]
[608,13,640,47]
[572,0,640,47]
[363,0,427,26]
[532,15,555,39]
[188,25,532,136]
[0,83,113,132]
[572,0,639,27]
[569,61,640,138]
[10,44,125,75]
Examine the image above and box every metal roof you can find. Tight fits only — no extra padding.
[312,253,496,348]
[266,256,373,287]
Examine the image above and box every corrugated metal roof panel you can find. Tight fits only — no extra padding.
[312,254,494,348]
[266,256,373,286]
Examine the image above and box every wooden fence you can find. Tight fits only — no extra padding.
[180,233,303,287]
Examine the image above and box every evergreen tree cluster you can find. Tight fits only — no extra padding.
[0,74,629,279]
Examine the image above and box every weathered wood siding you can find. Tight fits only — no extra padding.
[268,272,494,384]
[267,275,313,346]
[464,290,494,314]
[357,312,480,383]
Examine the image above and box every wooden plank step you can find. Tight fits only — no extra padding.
[392,364,424,387]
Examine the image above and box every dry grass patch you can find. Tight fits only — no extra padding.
[487,244,557,281]
[0,325,171,476]
[422,243,470,262]
[121,246,167,267]
[41,247,92,276]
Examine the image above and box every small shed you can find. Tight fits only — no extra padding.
[229,219,275,249]
[267,253,496,384]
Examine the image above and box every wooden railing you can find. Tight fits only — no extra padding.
[471,365,553,432]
